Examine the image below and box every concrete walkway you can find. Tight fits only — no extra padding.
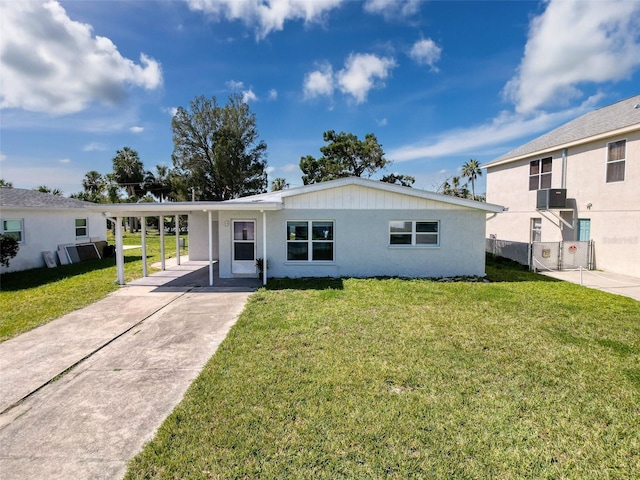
[540,269,640,301]
[0,262,257,479]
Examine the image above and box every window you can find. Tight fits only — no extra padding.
[1,219,24,242]
[529,157,552,190]
[75,218,88,238]
[287,221,334,261]
[389,221,439,246]
[606,139,625,182]
[531,218,541,243]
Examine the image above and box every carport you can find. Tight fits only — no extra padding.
[87,201,281,287]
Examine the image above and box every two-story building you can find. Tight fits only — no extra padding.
[484,94,639,278]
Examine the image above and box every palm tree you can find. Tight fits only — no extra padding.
[271,177,289,191]
[461,159,482,200]
[112,147,146,201]
[82,171,106,203]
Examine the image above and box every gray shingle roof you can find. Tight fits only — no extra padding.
[0,188,93,209]
[486,94,640,167]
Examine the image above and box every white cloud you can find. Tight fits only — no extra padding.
[129,126,144,134]
[504,0,640,113]
[388,98,598,162]
[337,53,396,104]
[268,89,278,100]
[0,153,7,161]
[226,80,245,90]
[303,64,334,99]
[363,0,420,19]
[59,158,71,164]
[163,106,179,117]
[242,89,258,103]
[0,1,163,115]
[265,166,276,175]
[186,0,344,40]
[281,163,299,173]
[83,142,107,152]
[409,38,442,71]
[377,118,388,126]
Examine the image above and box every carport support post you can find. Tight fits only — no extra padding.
[175,215,181,266]
[141,216,147,277]
[160,215,166,270]
[208,210,214,286]
[115,217,125,285]
[262,210,267,285]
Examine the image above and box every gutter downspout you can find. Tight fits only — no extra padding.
[160,216,165,271]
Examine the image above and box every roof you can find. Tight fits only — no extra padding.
[86,177,503,215]
[227,176,504,213]
[0,188,95,210]
[485,94,640,168]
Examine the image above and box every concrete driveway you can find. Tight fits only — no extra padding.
[0,261,257,480]
[540,269,640,301]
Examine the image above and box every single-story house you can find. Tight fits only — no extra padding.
[87,177,504,285]
[0,188,108,273]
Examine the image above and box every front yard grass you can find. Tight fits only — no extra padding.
[126,263,640,479]
[0,231,187,342]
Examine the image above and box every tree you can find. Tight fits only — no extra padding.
[112,147,146,201]
[461,159,482,200]
[271,177,289,191]
[172,94,268,200]
[144,165,173,202]
[0,179,13,188]
[81,171,106,203]
[300,131,390,185]
[441,176,471,199]
[381,173,415,187]
[0,234,19,268]
[34,186,63,196]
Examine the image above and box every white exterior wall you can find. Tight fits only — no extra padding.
[188,211,219,261]
[486,130,640,277]
[211,184,490,279]
[0,208,107,273]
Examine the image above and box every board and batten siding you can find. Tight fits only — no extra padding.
[284,184,467,210]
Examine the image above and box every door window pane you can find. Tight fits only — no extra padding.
[234,243,255,261]
[234,222,254,241]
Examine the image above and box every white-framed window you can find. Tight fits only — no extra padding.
[606,139,625,183]
[531,218,542,243]
[75,218,88,238]
[389,221,439,247]
[286,220,334,261]
[1,219,24,243]
[529,157,552,190]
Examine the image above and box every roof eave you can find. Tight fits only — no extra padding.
[484,123,640,169]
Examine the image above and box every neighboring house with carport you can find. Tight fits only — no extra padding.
[88,177,504,285]
[483,94,640,278]
[0,188,107,273]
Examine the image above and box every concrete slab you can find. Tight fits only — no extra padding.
[540,269,640,301]
[0,263,254,480]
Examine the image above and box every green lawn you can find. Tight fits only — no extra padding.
[126,262,640,479]
[0,231,187,342]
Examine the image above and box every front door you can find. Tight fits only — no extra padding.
[232,220,256,274]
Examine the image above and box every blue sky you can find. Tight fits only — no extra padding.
[1,0,639,196]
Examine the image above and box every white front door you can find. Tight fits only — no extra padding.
[232,220,256,274]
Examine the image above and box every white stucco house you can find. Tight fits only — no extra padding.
[484,94,640,278]
[88,177,503,285]
[0,188,108,273]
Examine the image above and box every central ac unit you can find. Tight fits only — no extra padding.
[536,188,567,209]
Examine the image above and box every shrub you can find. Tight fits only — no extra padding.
[0,234,20,268]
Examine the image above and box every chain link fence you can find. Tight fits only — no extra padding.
[487,238,593,271]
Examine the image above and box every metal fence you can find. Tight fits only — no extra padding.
[487,238,593,271]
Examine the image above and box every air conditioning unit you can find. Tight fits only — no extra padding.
[536,188,567,209]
